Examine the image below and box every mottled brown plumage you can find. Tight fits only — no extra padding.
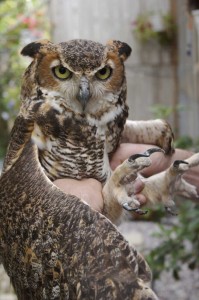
[0,39,176,299]
[14,39,130,183]
[0,139,158,299]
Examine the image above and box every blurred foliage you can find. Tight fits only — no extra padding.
[157,14,177,47]
[132,13,155,43]
[150,103,199,150]
[148,101,199,280]
[132,12,176,47]
[174,135,194,149]
[147,201,199,280]
[0,0,49,158]
[175,136,199,152]
[149,103,180,119]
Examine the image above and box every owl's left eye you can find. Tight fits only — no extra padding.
[53,66,72,80]
[96,66,112,80]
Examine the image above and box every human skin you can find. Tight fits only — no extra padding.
[54,144,199,213]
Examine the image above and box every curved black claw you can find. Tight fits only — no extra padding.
[173,160,189,168]
[143,147,165,157]
[134,208,148,215]
[128,148,165,162]
[123,203,148,215]
[128,153,149,162]
[165,206,178,216]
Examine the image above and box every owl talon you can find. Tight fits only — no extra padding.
[128,153,149,162]
[122,203,148,215]
[134,208,148,215]
[122,202,136,211]
[143,147,165,156]
[165,206,178,216]
[128,147,164,163]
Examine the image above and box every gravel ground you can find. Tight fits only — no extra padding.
[0,159,199,299]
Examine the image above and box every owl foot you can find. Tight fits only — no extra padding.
[104,149,199,224]
[141,156,199,215]
[165,205,178,216]
[123,203,148,215]
[102,148,163,223]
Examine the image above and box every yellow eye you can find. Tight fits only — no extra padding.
[96,66,112,80]
[53,66,72,80]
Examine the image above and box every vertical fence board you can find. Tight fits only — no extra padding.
[177,0,199,139]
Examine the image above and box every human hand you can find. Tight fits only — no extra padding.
[54,176,145,213]
[53,178,103,212]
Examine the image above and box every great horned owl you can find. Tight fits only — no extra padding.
[0,39,176,299]
[4,38,173,183]
[3,39,174,222]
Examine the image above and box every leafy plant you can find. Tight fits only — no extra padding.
[149,103,198,150]
[157,14,177,47]
[150,103,176,119]
[174,136,194,149]
[147,201,199,280]
[132,12,176,47]
[132,13,155,43]
[148,101,199,280]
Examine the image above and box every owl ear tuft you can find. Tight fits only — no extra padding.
[107,40,132,61]
[21,40,53,58]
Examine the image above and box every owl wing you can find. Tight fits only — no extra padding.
[0,140,158,299]
[2,114,34,174]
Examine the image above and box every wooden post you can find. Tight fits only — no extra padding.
[170,0,179,138]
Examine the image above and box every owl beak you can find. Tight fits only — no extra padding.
[77,76,90,110]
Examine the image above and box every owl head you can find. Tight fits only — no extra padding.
[21,39,131,115]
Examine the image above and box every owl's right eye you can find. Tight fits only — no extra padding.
[53,66,72,80]
[96,66,112,80]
